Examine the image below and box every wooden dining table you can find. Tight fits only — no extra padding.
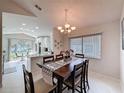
[37,57,87,93]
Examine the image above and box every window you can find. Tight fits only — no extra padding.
[9,39,34,60]
[83,34,101,59]
[70,34,102,59]
[70,38,82,53]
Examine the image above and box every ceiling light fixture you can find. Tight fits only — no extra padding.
[57,9,76,34]
[20,28,23,30]
[22,23,26,26]
[35,27,39,29]
[32,30,34,32]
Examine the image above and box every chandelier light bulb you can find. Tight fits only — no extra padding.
[58,26,62,30]
[68,29,71,33]
[65,24,70,28]
[71,27,76,30]
[60,29,64,32]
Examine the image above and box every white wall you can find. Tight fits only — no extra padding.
[65,21,120,78]
[0,0,34,87]
[120,3,124,93]
[52,29,64,55]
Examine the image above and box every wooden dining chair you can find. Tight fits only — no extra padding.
[22,65,56,93]
[43,55,54,63]
[63,62,86,93]
[75,53,84,58]
[55,54,63,61]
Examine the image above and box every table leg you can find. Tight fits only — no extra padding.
[57,77,63,93]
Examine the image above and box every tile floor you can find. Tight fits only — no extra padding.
[0,60,122,93]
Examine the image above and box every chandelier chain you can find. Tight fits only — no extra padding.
[65,9,68,23]
[57,9,76,34]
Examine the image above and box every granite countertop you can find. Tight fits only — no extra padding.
[27,53,53,58]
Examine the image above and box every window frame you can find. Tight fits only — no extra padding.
[69,33,102,59]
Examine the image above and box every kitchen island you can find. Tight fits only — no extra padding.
[27,54,53,81]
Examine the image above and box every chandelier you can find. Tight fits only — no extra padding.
[57,9,76,33]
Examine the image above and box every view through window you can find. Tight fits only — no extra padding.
[9,39,33,60]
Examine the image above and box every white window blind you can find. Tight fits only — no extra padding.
[70,38,82,54]
[83,35,101,59]
[70,34,102,59]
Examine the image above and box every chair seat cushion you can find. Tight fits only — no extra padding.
[34,78,56,93]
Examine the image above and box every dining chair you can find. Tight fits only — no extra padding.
[55,54,63,61]
[22,65,56,93]
[75,54,89,90]
[63,62,86,93]
[75,53,84,58]
[43,55,54,63]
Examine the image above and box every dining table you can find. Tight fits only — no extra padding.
[36,56,87,93]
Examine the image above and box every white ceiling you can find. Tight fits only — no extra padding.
[13,0,124,30]
[2,12,51,37]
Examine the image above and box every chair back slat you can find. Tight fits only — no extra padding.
[75,67,83,78]
[75,53,84,58]
[23,65,35,93]
[55,54,63,61]
[43,55,54,63]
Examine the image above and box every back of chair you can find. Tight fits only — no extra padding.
[55,54,63,61]
[43,55,54,63]
[60,51,65,55]
[75,53,84,58]
[22,65,35,93]
[72,62,84,85]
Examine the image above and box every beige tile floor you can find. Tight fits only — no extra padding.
[0,60,122,93]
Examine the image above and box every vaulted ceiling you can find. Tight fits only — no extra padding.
[13,0,123,31]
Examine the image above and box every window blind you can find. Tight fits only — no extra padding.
[70,34,102,59]
[70,37,82,54]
